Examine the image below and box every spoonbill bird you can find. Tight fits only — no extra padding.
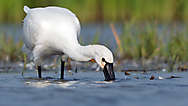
[23,6,115,81]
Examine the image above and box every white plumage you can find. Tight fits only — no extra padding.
[23,6,114,68]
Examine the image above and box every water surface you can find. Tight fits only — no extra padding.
[0,70,188,106]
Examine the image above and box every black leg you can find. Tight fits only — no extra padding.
[61,59,65,79]
[38,66,42,78]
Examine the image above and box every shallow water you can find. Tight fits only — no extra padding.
[0,70,188,106]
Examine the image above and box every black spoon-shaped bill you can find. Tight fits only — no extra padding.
[103,63,115,81]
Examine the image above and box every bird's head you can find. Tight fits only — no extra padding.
[90,45,115,81]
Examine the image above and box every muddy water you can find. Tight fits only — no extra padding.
[0,70,188,106]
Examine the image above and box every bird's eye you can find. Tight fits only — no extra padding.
[102,58,105,62]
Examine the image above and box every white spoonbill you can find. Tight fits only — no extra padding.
[23,6,115,81]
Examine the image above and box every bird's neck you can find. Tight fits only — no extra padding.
[65,44,96,62]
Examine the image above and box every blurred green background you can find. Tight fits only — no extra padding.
[0,0,188,23]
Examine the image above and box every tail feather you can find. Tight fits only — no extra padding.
[24,6,30,13]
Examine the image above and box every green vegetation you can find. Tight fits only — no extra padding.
[0,34,23,62]
[119,23,188,63]
[0,0,188,23]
